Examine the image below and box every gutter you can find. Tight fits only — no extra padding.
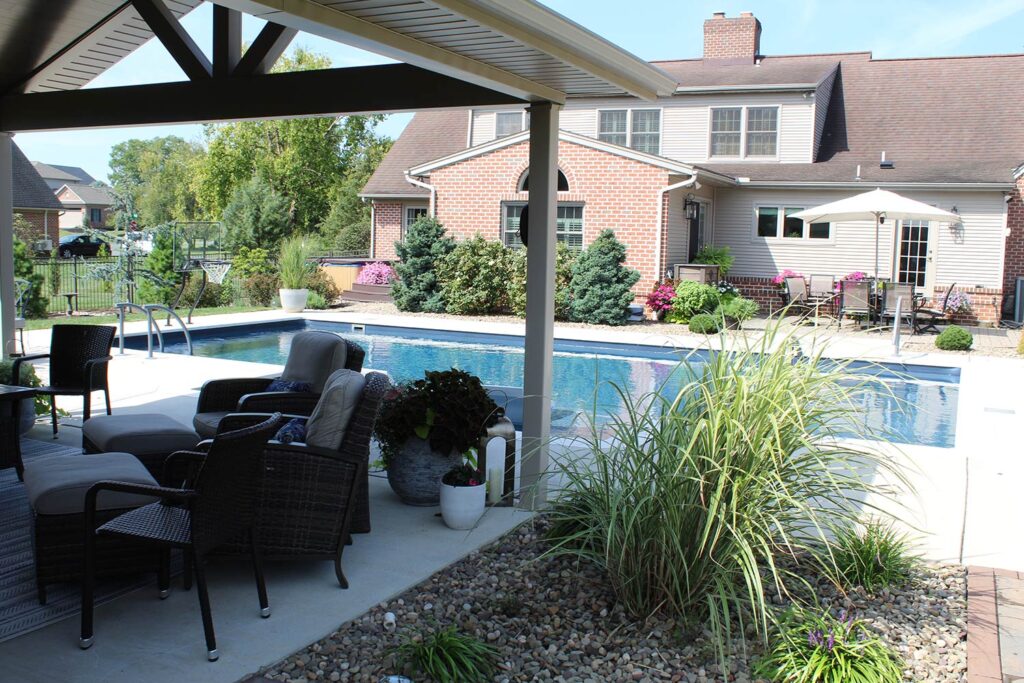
[368,201,375,259]
[674,83,817,94]
[737,180,1015,192]
[404,174,436,216]
[654,175,699,282]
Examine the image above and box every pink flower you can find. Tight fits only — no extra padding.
[646,283,677,312]
[771,269,804,286]
[356,262,396,285]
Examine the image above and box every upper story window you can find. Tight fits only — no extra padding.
[496,111,529,138]
[710,106,780,159]
[598,109,661,154]
[755,205,831,240]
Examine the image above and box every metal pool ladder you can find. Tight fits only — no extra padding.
[115,302,193,358]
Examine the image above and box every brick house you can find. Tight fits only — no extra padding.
[32,161,113,230]
[12,143,63,249]
[362,12,1024,324]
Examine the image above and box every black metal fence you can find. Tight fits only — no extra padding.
[30,257,120,315]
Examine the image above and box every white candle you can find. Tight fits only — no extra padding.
[488,466,503,504]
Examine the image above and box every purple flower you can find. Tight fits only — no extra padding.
[826,633,835,651]
[356,262,396,285]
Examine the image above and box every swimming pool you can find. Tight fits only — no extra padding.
[129,319,960,448]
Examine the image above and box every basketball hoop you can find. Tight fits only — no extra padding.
[199,260,231,285]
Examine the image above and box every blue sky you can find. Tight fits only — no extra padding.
[15,0,1024,182]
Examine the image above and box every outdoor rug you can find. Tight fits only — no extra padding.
[0,438,171,644]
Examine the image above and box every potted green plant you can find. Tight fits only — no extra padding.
[439,463,486,529]
[0,359,43,434]
[374,369,501,506]
[278,236,312,312]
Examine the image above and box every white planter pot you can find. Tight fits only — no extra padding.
[439,481,486,530]
[279,288,309,312]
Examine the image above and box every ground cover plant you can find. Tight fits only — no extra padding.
[935,325,973,351]
[832,520,920,592]
[753,607,904,683]
[688,312,720,334]
[544,325,908,663]
[395,625,498,683]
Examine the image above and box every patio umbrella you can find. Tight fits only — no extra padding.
[789,188,959,279]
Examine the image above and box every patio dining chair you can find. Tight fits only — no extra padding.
[80,413,286,662]
[783,277,810,314]
[880,282,916,331]
[915,283,957,334]
[193,330,364,439]
[12,324,115,437]
[838,280,872,326]
[808,274,836,299]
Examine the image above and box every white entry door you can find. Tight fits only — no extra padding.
[894,220,935,291]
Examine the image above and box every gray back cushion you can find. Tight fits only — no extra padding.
[305,369,366,450]
[281,331,348,393]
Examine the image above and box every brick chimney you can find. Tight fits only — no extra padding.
[703,11,761,64]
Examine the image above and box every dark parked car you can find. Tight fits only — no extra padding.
[57,234,107,258]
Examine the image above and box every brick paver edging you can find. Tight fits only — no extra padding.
[968,566,1002,682]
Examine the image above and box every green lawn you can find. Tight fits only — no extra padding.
[24,305,274,330]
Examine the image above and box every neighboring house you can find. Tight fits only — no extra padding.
[54,182,114,230]
[12,143,63,248]
[31,161,97,191]
[362,11,1024,324]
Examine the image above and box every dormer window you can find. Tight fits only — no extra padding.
[597,109,661,154]
[496,111,529,138]
[710,106,779,159]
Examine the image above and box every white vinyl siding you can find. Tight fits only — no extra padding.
[712,188,1006,289]
[665,189,688,272]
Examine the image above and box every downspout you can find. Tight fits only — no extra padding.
[368,200,375,259]
[655,175,699,282]
[404,174,436,216]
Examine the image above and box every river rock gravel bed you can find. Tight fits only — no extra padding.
[255,519,966,683]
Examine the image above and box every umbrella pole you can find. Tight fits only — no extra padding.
[874,213,880,280]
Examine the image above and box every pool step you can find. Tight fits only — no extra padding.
[340,283,393,303]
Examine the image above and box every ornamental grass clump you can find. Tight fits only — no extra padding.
[753,607,904,683]
[395,624,499,683]
[545,325,907,661]
[278,236,313,289]
[831,519,920,592]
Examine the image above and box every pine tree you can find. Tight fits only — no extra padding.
[568,230,640,326]
[391,217,454,312]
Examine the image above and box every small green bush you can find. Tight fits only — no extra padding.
[231,246,276,280]
[716,296,759,323]
[243,273,280,307]
[437,235,515,315]
[832,520,919,592]
[692,245,734,277]
[14,239,46,318]
[305,291,327,310]
[754,607,903,683]
[307,268,340,303]
[180,278,232,308]
[665,280,719,324]
[568,230,640,326]
[688,312,720,334]
[392,216,455,313]
[935,325,973,351]
[396,625,499,683]
[508,242,577,320]
[0,358,51,416]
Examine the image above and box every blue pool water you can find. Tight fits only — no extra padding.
[132,320,960,448]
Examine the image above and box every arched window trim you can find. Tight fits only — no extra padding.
[518,169,569,192]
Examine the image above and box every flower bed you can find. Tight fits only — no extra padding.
[255,520,966,683]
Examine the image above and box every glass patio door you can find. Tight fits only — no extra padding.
[894,220,934,289]
[687,201,710,262]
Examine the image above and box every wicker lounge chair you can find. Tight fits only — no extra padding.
[192,330,364,438]
[13,324,115,437]
[80,413,285,662]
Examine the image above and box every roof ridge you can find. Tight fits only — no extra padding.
[650,51,871,65]
[869,52,1024,62]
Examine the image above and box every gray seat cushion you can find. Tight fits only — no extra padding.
[193,411,230,439]
[24,452,158,516]
[281,331,349,393]
[305,370,365,450]
[84,413,199,455]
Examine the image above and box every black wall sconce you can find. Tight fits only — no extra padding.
[684,198,699,220]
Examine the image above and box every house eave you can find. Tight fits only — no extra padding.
[674,82,818,95]
[738,180,1015,191]
[358,192,431,200]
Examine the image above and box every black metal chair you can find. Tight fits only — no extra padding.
[915,283,956,334]
[80,413,285,662]
[13,324,115,437]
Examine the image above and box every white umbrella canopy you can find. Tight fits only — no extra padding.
[789,188,960,279]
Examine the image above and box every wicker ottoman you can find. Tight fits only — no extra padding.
[83,413,200,481]
[23,452,162,604]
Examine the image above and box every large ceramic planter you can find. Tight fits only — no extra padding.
[440,481,486,530]
[0,396,35,435]
[386,437,462,506]
[279,288,309,312]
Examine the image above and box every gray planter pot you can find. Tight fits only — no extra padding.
[386,437,462,506]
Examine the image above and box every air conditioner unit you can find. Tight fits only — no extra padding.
[32,239,52,253]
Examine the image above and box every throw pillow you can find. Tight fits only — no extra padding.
[266,379,312,393]
[274,417,307,444]
[305,369,365,450]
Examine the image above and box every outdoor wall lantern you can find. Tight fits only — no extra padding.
[684,198,699,220]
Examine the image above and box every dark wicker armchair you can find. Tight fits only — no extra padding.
[212,371,391,585]
[13,324,115,437]
[193,331,364,438]
[80,413,286,662]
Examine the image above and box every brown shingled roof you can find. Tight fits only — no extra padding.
[13,143,62,211]
[652,54,841,89]
[361,110,468,197]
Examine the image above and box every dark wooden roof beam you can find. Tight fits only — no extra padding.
[130,0,211,80]
[233,21,297,77]
[212,5,241,77]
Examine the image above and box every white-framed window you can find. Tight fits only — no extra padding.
[495,110,529,138]
[597,109,661,154]
[754,205,831,240]
[402,205,428,238]
[502,203,584,251]
[710,106,780,159]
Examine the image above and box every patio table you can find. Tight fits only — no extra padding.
[0,384,36,480]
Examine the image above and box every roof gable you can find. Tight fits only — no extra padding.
[13,143,62,210]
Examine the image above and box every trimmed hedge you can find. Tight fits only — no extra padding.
[689,313,720,334]
[935,325,973,351]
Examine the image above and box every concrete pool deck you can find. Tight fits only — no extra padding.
[6,308,1023,681]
